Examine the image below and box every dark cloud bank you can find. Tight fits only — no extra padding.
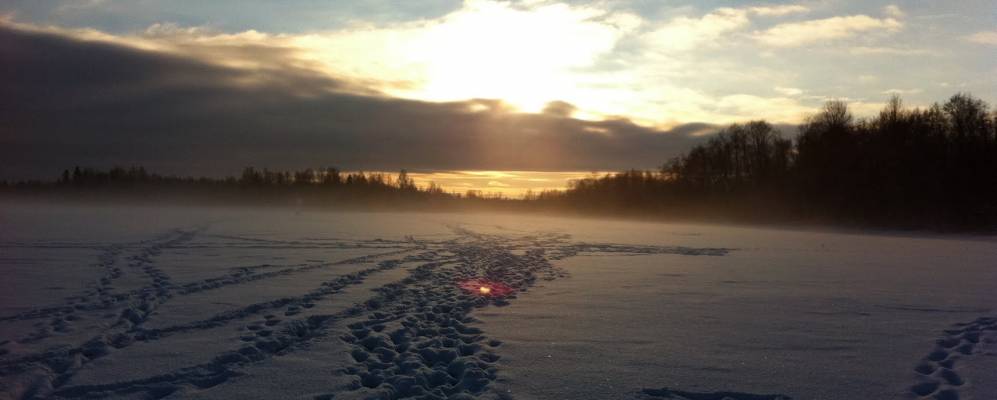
[0,24,723,180]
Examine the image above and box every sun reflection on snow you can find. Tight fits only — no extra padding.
[460,279,512,297]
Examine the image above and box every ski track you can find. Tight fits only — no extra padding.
[0,222,874,400]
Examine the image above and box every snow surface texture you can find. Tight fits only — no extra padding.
[0,204,995,400]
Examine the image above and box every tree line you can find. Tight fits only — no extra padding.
[543,93,997,228]
[4,166,480,208]
[54,166,422,191]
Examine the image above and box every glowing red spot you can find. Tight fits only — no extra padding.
[459,279,512,297]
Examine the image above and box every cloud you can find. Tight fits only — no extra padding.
[775,86,804,96]
[965,30,997,45]
[542,101,578,117]
[3,1,995,134]
[291,0,635,112]
[642,7,749,52]
[4,2,857,128]
[753,15,903,47]
[749,5,809,17]
[857,75,879,84]
[0,22,710,179]
[882,88,923,95]
[638,4,810,53]
[847,46,932,56]
[10,1,638,116]
[882,5,905,19]
[55,0,108,13]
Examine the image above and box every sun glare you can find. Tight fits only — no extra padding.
[295,1,626,115]
[406,1,620,113]
[460,279,512,297]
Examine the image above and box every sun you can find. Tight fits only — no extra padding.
[478,286,492,295]
[295,1,628,117]
[397,1,623,113]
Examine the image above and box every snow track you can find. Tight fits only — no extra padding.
[3,210,994,400]
[909,316,997,400]
[1,222,733,399]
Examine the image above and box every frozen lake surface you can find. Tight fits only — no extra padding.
[1,204,995,400]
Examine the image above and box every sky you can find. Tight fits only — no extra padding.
[1,0,996,195]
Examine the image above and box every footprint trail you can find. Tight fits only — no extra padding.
[0,224,731,400]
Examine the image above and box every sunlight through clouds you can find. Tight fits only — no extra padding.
[2,0,993,129]
[406,170,605,197]
[293,0,635,113]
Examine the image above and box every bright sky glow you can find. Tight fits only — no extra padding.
[5,0,994,127]
[406,170,605,198]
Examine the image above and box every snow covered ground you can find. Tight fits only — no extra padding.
[1,203,995,400]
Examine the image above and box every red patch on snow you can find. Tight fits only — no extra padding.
[459,279,513,297]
